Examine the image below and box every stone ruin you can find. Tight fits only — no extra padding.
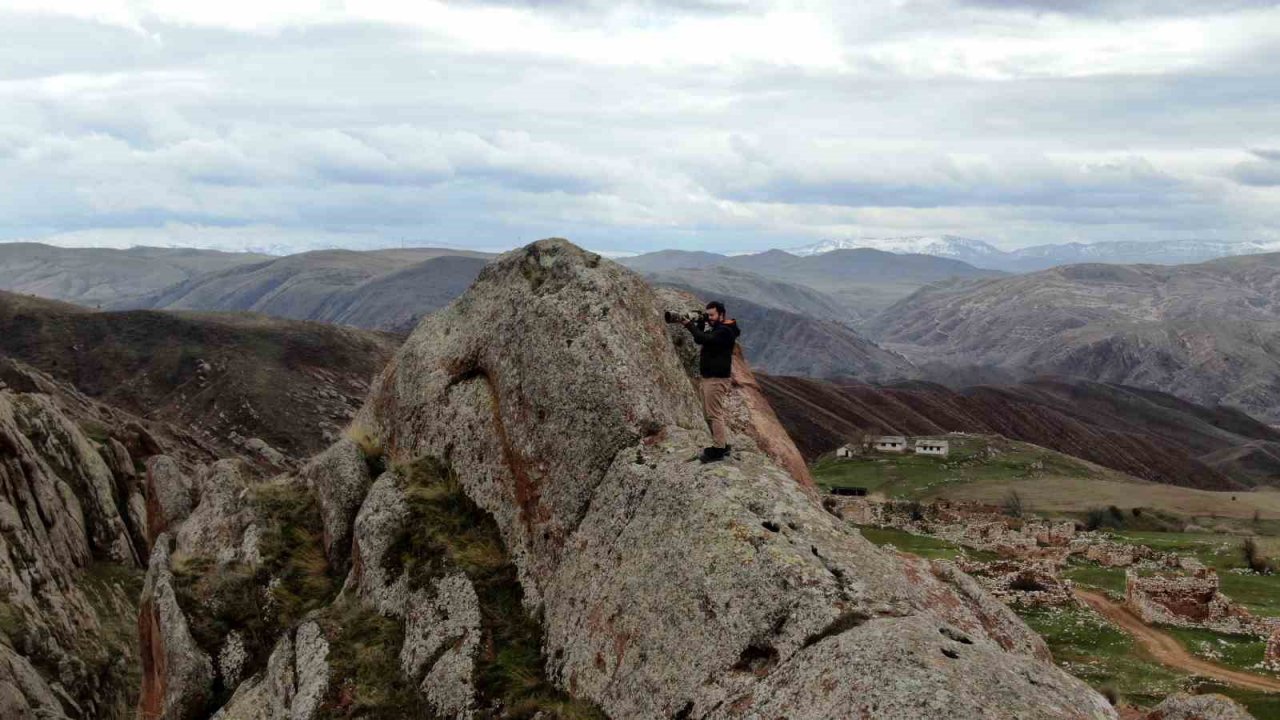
[825,496,1078,563]
[827,495,1207,576]
[1124,568,1269,637]
[1266,626,1280,673]
[823,497,1081,610]
[1068,538,1201,572]
[955,559,1075,609]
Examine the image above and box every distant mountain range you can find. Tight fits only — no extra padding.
[785,235,1280,272]
[11,239,1280,431]
[620,247,1004,319]
[113,248,492,332]
[0,242,272,306]
[867,254,1280,424]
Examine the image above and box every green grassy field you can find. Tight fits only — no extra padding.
[1162,626,1268,674]
[812,436,1097,500]
[1062,562,1128,596]
[1102,531,1280,617]
[854,526,999,561]
[1018,605,1182,708]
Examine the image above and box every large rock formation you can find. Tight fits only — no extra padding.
[0,376,151,718]
[353,238,1117,719]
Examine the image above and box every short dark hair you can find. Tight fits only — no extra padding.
[706,300,726,315]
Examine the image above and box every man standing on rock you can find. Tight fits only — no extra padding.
[682,300,740,463]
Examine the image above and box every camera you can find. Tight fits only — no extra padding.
[664,309,707,325]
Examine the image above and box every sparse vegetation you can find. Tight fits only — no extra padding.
[316,600,418,718]
[1242,537,1276,575]
[172,480,340,709]
[1085,505,1129,531]
[365,456,604,719]
[344,422,387,477]
[1162,626,1267,674]
[1062,562,1128,596]
[1002,490,1025,518]
[0,600,23,643]
[854,526,999,562]
[78,419,112,444]
[1017,604,1181,709]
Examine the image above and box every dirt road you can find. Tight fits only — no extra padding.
[1074,589,1280,694]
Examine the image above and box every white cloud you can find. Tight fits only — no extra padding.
[0,0,1277,254]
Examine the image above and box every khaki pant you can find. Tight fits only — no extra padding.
[699,377,731,448]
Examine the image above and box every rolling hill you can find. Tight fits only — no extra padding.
[0,242,273,306]
[758,373,1280,491]
[118,248,491,331]
[866,255,1280,423]
[624,247,1005,319]
[0,290,399,460]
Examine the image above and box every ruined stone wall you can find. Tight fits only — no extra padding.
[1265,625,1280,673]
[955,559,1075,609]
[1124,569,1268,636]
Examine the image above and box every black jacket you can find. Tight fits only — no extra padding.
[687,318,740,378]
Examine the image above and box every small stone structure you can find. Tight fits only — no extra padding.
[872,435,908,453]
[956,559,1075,608]
[1125,569,1267,636]
[1078,540,1155,568]
[914,439,949,457]
[1265,625,1280,673]
[826,496,1081,563]
[835,444,857,458]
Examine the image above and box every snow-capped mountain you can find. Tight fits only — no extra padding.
[787,236,1280,272]
[786,235,1003,262]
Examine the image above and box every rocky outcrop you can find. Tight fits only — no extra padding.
[188,620,330,720]
[7,392,139,565]
[138,535,214,720]
[173,460,255,564]
[0,384,147,718]
[344,471,411,615]
[355,239,1117,719]
[298,438,372,570]
[400,573,482,718]
[0,645,70,720]
[1145,692,1255,720]
[145,456,195,545]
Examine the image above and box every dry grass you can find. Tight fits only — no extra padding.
[343,422,381,456]
[932,476,1280,521]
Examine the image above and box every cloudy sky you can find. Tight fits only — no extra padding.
[3,0,1279,255]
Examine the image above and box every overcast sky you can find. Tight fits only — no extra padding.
[3,0,1279,255]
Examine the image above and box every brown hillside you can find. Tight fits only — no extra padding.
[758,374,1280,491]
[0,290,399,461]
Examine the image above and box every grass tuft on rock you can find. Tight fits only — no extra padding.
[381,456,605,719]
[171,480,340,710]
[344,422,387,477]
[316,599,420,719]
